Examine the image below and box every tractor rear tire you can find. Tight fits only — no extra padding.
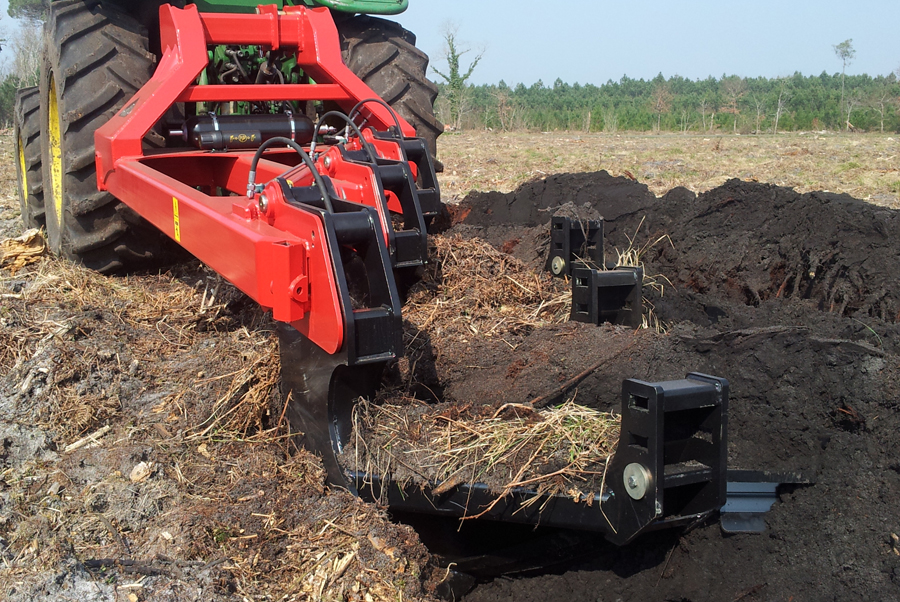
[338,16,443,164]
[14,86,45,230]
[40,0,175,273]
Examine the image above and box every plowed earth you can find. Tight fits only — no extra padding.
[3,149,900,601]
[451,174,900,602]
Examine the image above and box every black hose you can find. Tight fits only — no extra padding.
[311,110,377,163]
[348,97,403,134]
[248,136,334,214]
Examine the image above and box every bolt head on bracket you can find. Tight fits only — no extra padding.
[624,462,652,500]
[550,255,566,275]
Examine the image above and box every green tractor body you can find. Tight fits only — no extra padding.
[10,0,408,16]
[192,0,408,15]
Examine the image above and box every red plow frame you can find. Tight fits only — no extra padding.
[87,4,734,549]
[94,3,427,355]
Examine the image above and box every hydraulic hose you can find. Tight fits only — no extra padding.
[311,110,378,163]
[348,97,404,135]
[247,136,334,214]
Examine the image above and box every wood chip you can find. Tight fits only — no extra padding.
[130,461,154,483]
[63,425,112,453]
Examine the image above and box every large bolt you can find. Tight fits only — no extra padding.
[550,255,566,275]
[623,463,652,500]
[324,156,332,169]
[258,193,269,215]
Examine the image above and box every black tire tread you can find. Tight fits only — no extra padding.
[14,86,45,229]
[338,16,443,159]
[40,0,175,273]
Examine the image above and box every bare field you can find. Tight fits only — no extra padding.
[436,130,900,207]
[2,129,898,237]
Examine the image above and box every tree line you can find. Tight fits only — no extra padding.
[1,3,896,136]
[435,71,900,134]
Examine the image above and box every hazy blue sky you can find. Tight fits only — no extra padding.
[3,0,896,85]
[398,0,899,86]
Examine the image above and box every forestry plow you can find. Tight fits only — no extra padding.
[13,0,778,576]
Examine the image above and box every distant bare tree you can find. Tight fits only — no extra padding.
[721,76,747,133]
[832,39,855,129]
[491,86,520,132]
[868,86,892,133]
[752,95,766,134]
[650,82,672,133]
[10,21,42,86]
[844,89,863,131]
[698,98,708,131]
[601,106,618,133]
[432,23,484,131]
[773,79,790,135]
[679,108,691,133]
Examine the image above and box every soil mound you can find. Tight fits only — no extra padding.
[459,173,900,325]
[451,173,900,601]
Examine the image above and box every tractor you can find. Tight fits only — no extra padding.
[15,0,442,272]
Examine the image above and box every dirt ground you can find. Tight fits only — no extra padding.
[0,131,441,600]
[451,172,900,602]
[3,128,900,602]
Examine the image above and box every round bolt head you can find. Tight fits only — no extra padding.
[258,193,269,214]
[324,156,332,169]
[623,463,652,500]
[550,255,566,275]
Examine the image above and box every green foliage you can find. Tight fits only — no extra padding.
[7,0,48,20]
[432,27,483,129]
[0,75,24,125]
[443,71,900,134]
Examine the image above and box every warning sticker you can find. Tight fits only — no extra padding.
[172,197,181,242]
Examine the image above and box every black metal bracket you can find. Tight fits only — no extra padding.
[721,469,815,533]
[570,266,643,329]
[346,373,729,546]
[282,181,403,365]
[602,373,729,545]
[545,216,604,277]
[372,130,443,232]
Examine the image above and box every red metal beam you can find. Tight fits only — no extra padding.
[112,156,344,353]
[178,84,350,103]
[92,4,422,354]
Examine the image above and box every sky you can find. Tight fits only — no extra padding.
[397,0,900,86]
[2,0,897,85]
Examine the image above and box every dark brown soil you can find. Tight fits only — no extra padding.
[449,173,900,601]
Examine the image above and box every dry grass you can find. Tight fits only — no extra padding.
[437,130,900,207]
[176,444,433,602]
[0,249,439,600]
[352,398,620,510]
[406,234,571,336]
[0,244,278,443]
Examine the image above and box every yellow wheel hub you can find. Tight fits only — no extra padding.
[17,132,28,211]
[47,75,64,230]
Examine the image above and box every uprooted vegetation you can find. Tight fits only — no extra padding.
[349,399,619,505]
[404,234,572,335]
